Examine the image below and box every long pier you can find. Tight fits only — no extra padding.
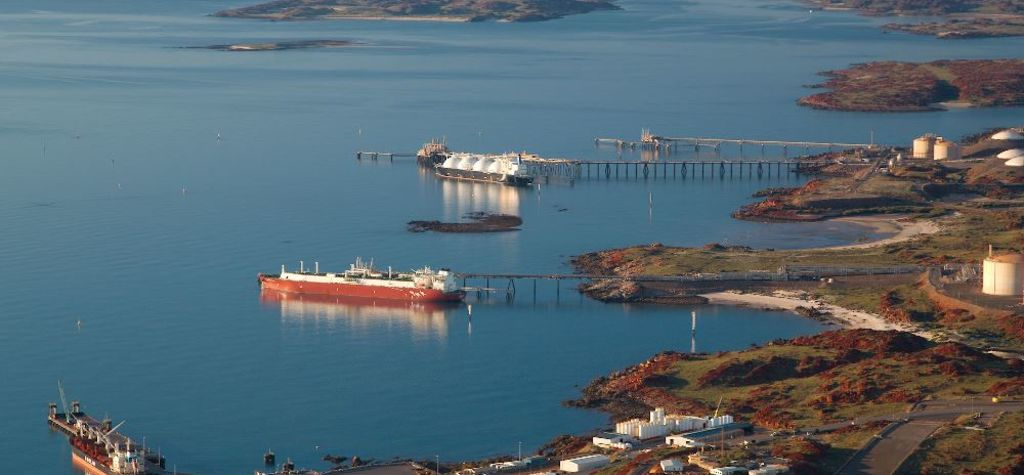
[457,265,923,300]
[354,149,875,181]
[355,151,416,161]
[596,130,879,153]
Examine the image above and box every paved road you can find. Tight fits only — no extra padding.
[835,400,1024,475]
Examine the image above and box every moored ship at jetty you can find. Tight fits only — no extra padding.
[259,258,464,302]
[48,396,168,475]
[416,138,451,166]
[435,152,534,186]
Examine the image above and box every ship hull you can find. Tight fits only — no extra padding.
[72,447,114,475]
[435,167,533,186]
[259,275,464,302]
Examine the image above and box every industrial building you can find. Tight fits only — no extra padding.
[983,248,1024,296]
[665,422,752,447]
[710,467,748,475]
[749,465,790,475]
[659,459,685,473]
[592,433,635,450]
[615,408,732,440]
[559,455,609,473]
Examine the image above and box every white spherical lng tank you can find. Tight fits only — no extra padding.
[997,149,1024,159]
[982,254,1024,296]
[472,158,492,172]
[1006,157,1024,167]
[991,130,1024,141]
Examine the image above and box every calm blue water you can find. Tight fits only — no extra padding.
[1,0,1021,474]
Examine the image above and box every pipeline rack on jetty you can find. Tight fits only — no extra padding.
[457,265,922,300]
[596,129,879,154]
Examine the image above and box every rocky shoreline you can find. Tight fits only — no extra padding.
[407,212,522,233]
[799,60,1024,113]
[213,0,620,22]
[184,39,355,51]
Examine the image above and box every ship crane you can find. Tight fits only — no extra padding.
[58,380,72,423]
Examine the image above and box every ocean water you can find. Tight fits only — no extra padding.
[0,0,1021,473]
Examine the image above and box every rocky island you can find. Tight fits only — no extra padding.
[799,59,1024,112]
[213,0,619,22]
[185,39,355,51]
[806,0,1024,38]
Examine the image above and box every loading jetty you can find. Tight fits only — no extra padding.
[356,149,853,181]
[596,129,880,154]
[456,265,922,301]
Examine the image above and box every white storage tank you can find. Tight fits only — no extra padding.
[983,250,1024,296]
[457,156,478,171]
[913,135,935,159]
[1005,157,1024,167]
[997,149,1024,159]
[992,130,1024,141]
[441,156,457,168]
[472,158,492,172]
[932,137,960,160]
[560,455,609,473]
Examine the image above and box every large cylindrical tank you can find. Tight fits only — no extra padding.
[932,137,960,160]
[983,254,1024,296]
[912,135,935,159]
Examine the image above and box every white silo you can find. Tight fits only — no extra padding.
[982,247,1024,296]
[932,137,960,160]
[997,149,1024,159]
[912,135,935,159]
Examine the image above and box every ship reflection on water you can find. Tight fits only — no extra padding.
[438,176,526,219]
[259,289,457,339]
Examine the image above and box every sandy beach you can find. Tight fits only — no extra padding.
[824,215,940,250]
[701,290,911,332]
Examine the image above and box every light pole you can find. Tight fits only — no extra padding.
[518,441,522,462]
[436,455,440,475]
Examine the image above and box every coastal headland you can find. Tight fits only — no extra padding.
[805,0,1024,38]
[212,0,620,22]
[573,129,1024,353]
[799,60,1024,112]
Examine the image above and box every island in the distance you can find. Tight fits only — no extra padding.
[213,0,619,22]
[806,0,1024,38]
[185,39,355,51]
[799,59,1024,112]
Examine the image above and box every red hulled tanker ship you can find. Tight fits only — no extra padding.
[258,258,464,302]
[48,399,167,475]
